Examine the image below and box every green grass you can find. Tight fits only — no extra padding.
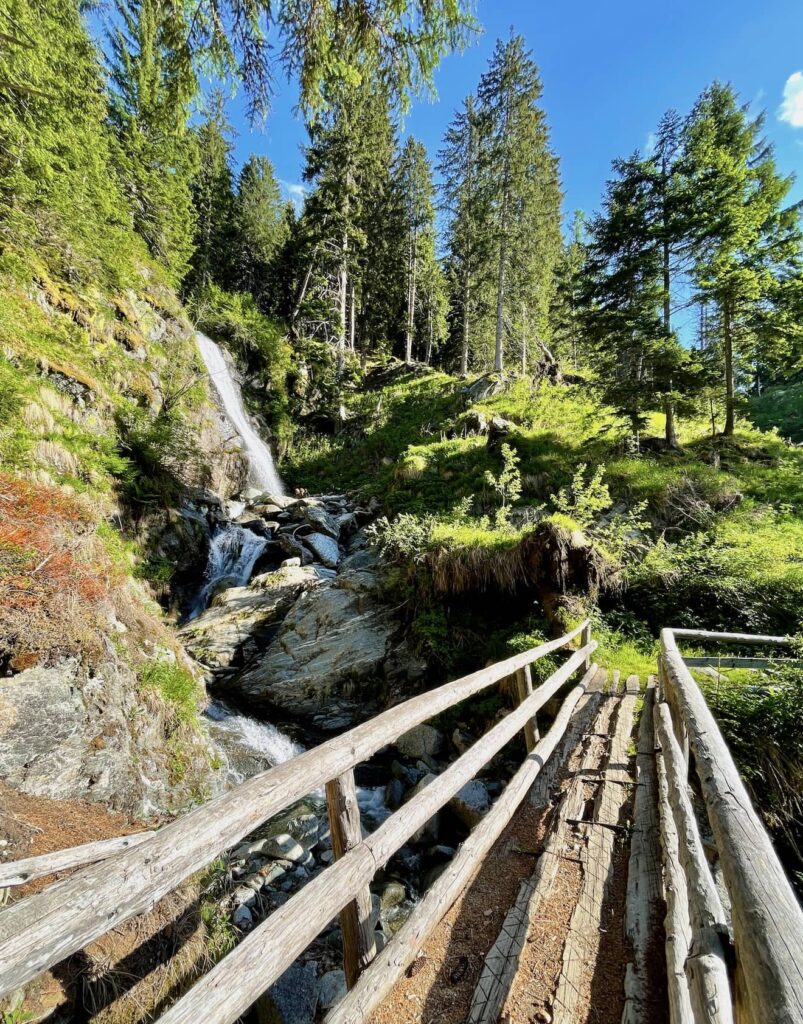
[139,661,202,722]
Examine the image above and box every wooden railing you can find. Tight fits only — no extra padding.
[657,628,803,1024]
[0,620,596,1023]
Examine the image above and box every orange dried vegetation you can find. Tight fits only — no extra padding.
[0,473,120,667]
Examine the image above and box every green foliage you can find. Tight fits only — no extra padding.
[551,463,611,529]
[484,443,522,526]
[200,857,237,960]
[117,403,200,503]
[749,380,803,443]
[139,660,201,722]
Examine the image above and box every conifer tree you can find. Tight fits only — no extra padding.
[684,83,803,434]
[477,35,562,372]
[107,0,198,285]
[235,154,287,302]
[186,93,236,294]
[394,136,436,363]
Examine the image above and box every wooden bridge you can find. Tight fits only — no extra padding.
[1,623,802,1023]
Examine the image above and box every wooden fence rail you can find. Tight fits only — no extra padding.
[656,628,803,1024]
[0,620,594,1021]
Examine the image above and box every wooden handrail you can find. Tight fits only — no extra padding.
[0,833,154,889]
[0,620,589,1000]
[659,628,803,1024]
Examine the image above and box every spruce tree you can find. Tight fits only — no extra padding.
[235,154,286,302]
[684,83,803,434]
[107,0,198,285]
[186,92,236,294]
[477,35,562,372]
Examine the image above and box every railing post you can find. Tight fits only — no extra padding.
[515,665,539,752]
[581,620,592,670]
[325,770,377,988]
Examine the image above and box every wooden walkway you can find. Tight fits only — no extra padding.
[1,628,801,1024]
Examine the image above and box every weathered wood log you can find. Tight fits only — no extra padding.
[552,691,636,1023]
[150,640,595,1024]
[0,832,154,888]
[655,701,733,1024]
[669,629,791,646]
[469,669,607,1024]
[661,629,803,1024]
[515,664,538,751]
[621,684,663,1024]
[328,667,599,1024]
[0,621,589,998]
[655,704,694,1024]
[325,770,377,988]
[683,656,785,670]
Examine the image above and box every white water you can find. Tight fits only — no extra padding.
[189,523,267,618]
[196,331,284,496]
[206,700,389,826]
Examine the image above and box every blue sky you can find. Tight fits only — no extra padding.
[212,0,803,220]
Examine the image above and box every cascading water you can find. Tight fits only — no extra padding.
[196,331,284,496]
[189,523,267,619]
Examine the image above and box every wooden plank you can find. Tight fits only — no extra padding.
[468,674,609,1024]
[655,701,733,1024]
[327,668,600,1024]
[0,622,590,998]
[625,674,640,694]
[654,706,694,1024]
[661,629,803,1024]
[515,664,538,751]
[552,692,637,1023]
[0,832,154,888]
[669,629,791,646]
[153,640,596,1024]
[325,770,377,988]
[621,684,663,1024]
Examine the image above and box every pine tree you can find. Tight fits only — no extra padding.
[477,35,562,372]
[235,154,287,302]
[684,83,803,434]
[107,0,198,285]
[394,136,436,364]
[186,92,236,294]
[438,95,488,374]
[550,212,587,368]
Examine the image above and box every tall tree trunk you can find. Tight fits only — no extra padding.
[661,187,677,448]
[723,299,735,435]
[425,307,433,365]
[349,278,356,351]
[338,230,348,359]
[461,269,470,376]
[494,185,508,373]
[405,229,417,364]
[664,395,678,448]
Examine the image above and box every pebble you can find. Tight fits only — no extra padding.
[232,904,253,929]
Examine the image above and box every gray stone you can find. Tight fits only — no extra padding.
[379,881,406,910]
[233,572,424,727]
[449,779,491,827]
[339,547,379,573]
[302,531,340,568]
[232,885,257,907]
[395,723,444,760]
[384,778,405,810]
[280,556,301,568]
[256,961,319,1024]
[232,904,254,928]
[304,505,340,539]
[258,833,307,862]
[317,970,347,1012]
[451,726,476,754]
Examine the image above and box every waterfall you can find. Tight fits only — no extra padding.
[196,331,284,496]
[189,523,267,619]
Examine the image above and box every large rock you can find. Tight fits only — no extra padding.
[317,970,346,1012]
[179,565,319,671]
[256,962,319,1024]
[302,531,340,568]
[0,657,212,815]
[231,571,424,729]
[395,723,444,759]
[449,779,491,828]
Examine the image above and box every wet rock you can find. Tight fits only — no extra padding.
[179,565,318,670]
[339,547,379,573]
[232,572,424,728]
[317,970,346,1012]
[302,531,340,568]
[379,881,407,910]
[303,505,339,539]
[449,779,491,828]
[256,962,319,1024]
[385,778,405,810]
[395,724,444,760]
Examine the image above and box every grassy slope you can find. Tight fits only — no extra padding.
[285,364,803,672]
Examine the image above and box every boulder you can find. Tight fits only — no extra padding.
[232,904,254,929]
[302,531,340,568]
[449,780,491,828]
[395,723,444,760]
[317,970,346,1012]
[303,505,339,539]
[254,833,307,863]
[232,572,424,728]
[179,565,318,670]
[256,962,319,1024]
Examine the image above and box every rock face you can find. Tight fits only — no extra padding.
[231,568,423,729]
[0,656,212,815]
[256,962,319,1024]
[395,723,444,759]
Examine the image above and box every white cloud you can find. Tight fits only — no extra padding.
[279,180,307,210]
[779,71,803,128]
